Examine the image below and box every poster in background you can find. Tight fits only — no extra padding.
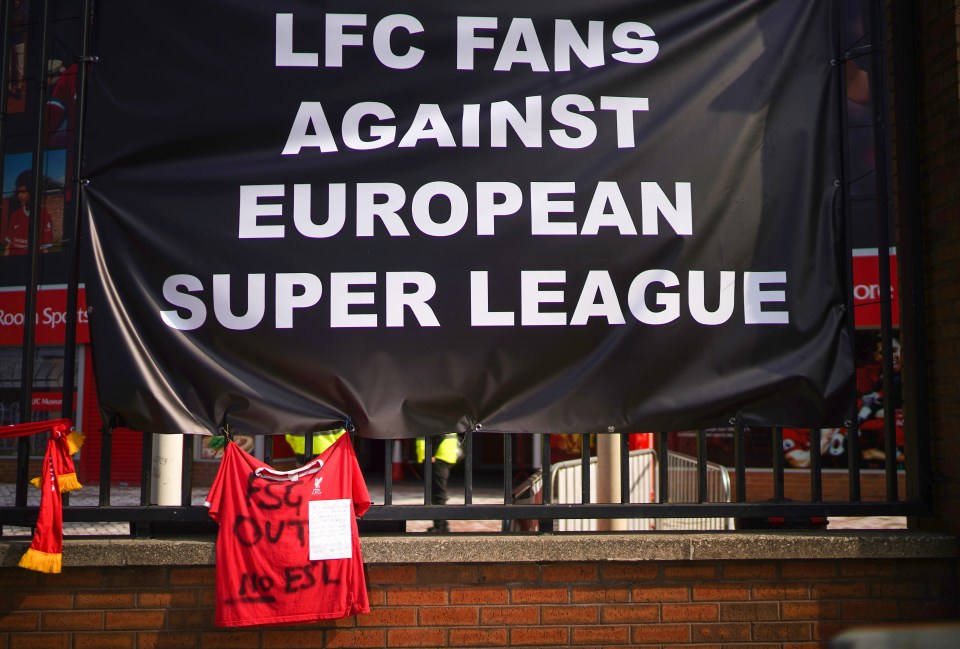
[82,1,853,438]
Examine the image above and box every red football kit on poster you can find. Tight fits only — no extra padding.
[205,434,371,627]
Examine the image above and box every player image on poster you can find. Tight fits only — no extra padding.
[81,1,854,438]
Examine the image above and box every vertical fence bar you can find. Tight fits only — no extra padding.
[382,440,393,506]
[888,0,930,509]
[696,429,708,503]
[657,431,669,503]
[620,431,629,503]
[810,427,823,502]
[181,434,193,506]
[423,434,433,505]
[836,0,861,505]
[580,432,590,504]
[866,0,899,503]
[140,431,152,506]
[303,433,313,464]
[502,433,512,504]
[734,419,746,503]
[98,422,112,506]
[539,432,553,533]
[463,430,473,505]
[262,434,273,465]
[15,0,53,509]
[772,427,785,501]
[135,430,153,537]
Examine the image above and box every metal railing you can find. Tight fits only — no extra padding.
[0,426,925,538]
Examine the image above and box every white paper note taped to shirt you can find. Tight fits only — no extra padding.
[308,499,353,561]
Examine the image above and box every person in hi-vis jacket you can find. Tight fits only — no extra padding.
[415,433,461,533]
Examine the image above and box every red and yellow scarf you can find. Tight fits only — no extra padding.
[1,419,84,573]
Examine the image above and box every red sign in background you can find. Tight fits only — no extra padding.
[851,251,899,328]
[0,286,89,346]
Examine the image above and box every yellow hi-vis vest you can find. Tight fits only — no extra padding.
[285,428,346,456]
[415,433,460,464]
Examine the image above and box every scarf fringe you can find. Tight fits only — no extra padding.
[18,548,62,574]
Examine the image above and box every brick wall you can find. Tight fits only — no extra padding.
[1,558,956,649]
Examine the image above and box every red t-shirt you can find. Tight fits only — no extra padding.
[206,434,371,627]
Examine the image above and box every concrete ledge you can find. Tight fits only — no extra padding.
[1,531,956,567]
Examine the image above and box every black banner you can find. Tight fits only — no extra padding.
[82,0,853,438]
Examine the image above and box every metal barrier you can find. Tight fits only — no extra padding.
[513,449,733,532]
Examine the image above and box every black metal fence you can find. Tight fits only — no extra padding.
[0,0,931,537]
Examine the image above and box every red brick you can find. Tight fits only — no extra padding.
[385,586,448,606]
[781,561,839,579]
[899,599,957,620]
[663,603,720,622]
[450,627,509,646]
[542,563,599,583]
[722,563,779,580]
[511,586,568,604]
[841,599,900,621]
[324,629,385,648]
[479,564,540,584]
[570,585,629,603]
[602,563,659,581]
[419,605,478,626]
[43,568,104,588]
[365,565,416,584]
[74,592,136,609]
[571,625,630,644]
[479,605,539,625]
[754,622,813,642]
[138,590,200,608]
[692,583,751,601]
[387,627,445,647]
[631,623,691,644]
[541,605,599,624]
[103,568,166,588]
[809,582,869,599]
[136,632,200,649]
[169,568,215,586]
[199,631,260,649]
[839,561,897,577]
[0,612,39,632]
[720,602,780,622]
[752,584,809,600]
[40,611,103,631]
[870,580,928,599]
[354,606,418,627]
[364,587,386,607]
[511,626,568,646]
[782,601,839,620]
[166,609,214,629]
[417,564,479,584]
[105,610,167,630]
[663,564,720,581]
[691,621,752,642]
[198,588,216,608]
[631,585,690,602]
[600,604,658,624]
[259,630,326,648]
[10,633,71,649]
[450,585,509,605]
[11,592,73,610]
[0,570,39,588]
[74,633,135,649]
